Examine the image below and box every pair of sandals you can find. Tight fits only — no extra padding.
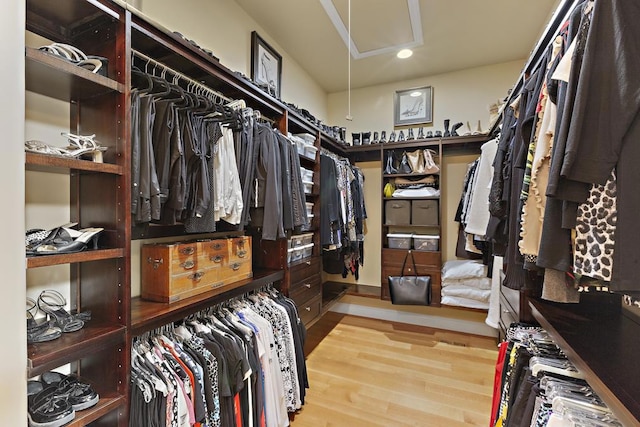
[39,42,108,77]
[28,371,99,427]
[25,132,108,163]
[27,290,91,344]
[26,223,104,255]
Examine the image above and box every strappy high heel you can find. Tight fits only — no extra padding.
[27,297,62,344]
[38,42,108,76]
[37,290,87,333]
[62,133,107,163]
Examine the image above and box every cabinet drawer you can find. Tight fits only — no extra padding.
[499,293,517,331]
[290,256,321,284]
[382,248,441,268]
[299,294,322,326]
[290,274,321,306]
[501,284,520,320]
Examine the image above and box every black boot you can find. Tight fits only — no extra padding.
[443,119,451,137]
[389,131,396,143]
[398,130,406,142]
[352,132,361,146]
[380,131,387,143]
[362,132,371,144]
[451,122,463,137]
[417,127,424,139]
[407,128,415,140]
[372,131,379,144]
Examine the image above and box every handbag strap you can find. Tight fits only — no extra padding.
[400,250,418,277]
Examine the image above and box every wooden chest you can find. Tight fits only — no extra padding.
[141,236,252,302]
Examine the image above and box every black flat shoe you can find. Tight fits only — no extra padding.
[40,372,99,411]
[28,381,75,427]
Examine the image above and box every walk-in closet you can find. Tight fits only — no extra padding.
[5,0,639,425]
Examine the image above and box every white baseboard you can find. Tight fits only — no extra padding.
[330,301,497,337]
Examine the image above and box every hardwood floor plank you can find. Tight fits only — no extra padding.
[294,313,497,426]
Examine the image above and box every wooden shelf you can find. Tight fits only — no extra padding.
[383,172,440,178]
[25,47,124,101]
[384,223,440,229]
[380,139,441,150]
[27,322,126,377]
[26,248,125,268]
[383,196,440,200]
[67,395,126,427]
[26,152,123,175]
[529,297,640,426]
[131,269,284,336]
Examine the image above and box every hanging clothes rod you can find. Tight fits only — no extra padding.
[132,49,233,103]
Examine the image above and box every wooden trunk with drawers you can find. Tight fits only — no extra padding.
[141,236,252,302]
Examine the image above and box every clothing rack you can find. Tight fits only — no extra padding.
[321,147,350,164]
[132,49,233,104]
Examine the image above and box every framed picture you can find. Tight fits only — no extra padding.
[393,86,433,127]
[251,31,282,98]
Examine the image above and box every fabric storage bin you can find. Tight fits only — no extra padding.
[385,200,411,225]
[413,235,440,251]
[411,200,439,225]
[387,233,412,249]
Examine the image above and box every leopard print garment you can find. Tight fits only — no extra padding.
[573,172,616,282]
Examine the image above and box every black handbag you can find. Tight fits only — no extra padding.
[388,250,431,305]
[398,151,413,174]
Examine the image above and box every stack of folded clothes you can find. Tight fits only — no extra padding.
[440,259,491,310]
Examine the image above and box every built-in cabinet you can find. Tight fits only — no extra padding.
[25,0,129,425]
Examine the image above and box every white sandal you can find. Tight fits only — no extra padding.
[25,133,107,163]
[39,43,107,76]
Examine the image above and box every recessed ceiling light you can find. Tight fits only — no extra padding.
[410,91,422,97]
[397,49,413,59]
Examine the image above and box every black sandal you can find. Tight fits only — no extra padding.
[26,297,62,344]
[37,290,87,333]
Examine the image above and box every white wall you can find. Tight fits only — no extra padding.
[137,0,328,121]
[2,0,27,424]
[323,60,522,287]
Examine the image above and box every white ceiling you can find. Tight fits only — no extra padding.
[234,0,560,93]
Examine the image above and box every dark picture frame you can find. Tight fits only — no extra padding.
[393,86,433,127]
[251,31,282,98]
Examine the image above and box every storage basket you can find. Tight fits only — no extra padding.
[411,200,439,226]
[385,200,411,225]
[387,233,412,249]
[413,235,439,251]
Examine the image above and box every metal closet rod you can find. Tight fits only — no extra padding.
[132,49,233,103]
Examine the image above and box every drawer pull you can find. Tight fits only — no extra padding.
[304,283,312,289]
[238,250,247,258]
[211,255,223,263]
[181,260,195,270]
[146,257,163,269]
[231,262,241,271]
[502,309,510,314]
[305,306,311,311]
[180,247,195,255]
[305,261,311,266]
[189,271,204,282]
[211,243,222,250]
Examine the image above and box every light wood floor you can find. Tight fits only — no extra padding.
[291,312,498,427]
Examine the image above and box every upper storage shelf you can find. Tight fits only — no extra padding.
[25,47,124,101]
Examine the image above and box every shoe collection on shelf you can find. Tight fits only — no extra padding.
[349,118,487,146]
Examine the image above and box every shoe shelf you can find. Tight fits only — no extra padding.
[26,152,124,175]
[66,395,126,427]
[131,269,284,336]
[27,321,126,377]
[25,47,124,102]
[26,248,125,269]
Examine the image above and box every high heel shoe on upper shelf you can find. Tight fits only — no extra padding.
[25,132,108,163]
[26,226,103,256]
